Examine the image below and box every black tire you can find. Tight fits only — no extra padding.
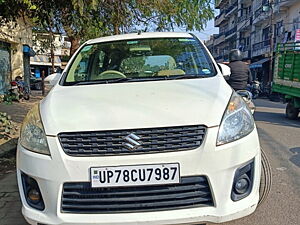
[35,82,42,90]
[23,93,30,100]
[258,149,272,206]
[253,92,258,99]
[285,102,299,120]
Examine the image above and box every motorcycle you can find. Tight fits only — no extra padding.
[8,77,30,101]
[247,80,261,99]
[236,90,255,114]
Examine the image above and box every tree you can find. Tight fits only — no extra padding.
[0,0,214,55]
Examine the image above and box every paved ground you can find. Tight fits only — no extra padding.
[0,98,299,225]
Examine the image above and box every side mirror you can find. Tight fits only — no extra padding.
[218,63,231,77]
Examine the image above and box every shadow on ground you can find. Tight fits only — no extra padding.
[254,111,300,129]
[290,147,300,168]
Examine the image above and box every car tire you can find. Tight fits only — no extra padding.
[35,82,42,90]
[285,102,299,120]
[23,93,30,100]
[258,148,272,207]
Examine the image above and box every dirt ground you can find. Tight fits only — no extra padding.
[0,91,44,178]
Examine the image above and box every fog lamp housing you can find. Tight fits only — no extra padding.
[231,160,254,201]
[21,172,45,210]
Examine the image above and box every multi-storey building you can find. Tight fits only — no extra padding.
[30,33,71,78]
[0,18,33,94]
[207,0,300,85]
[213,0,239,62]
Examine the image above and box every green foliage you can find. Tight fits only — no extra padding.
[0,0,214,55]
[2,93,19,104]
[0,112,16,139]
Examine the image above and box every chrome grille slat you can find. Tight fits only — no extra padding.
[61,176,214,213]
[58,125,206,156]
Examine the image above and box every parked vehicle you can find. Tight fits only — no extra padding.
[30,75,42,90]
[272,42,300,119]
[16,76,30,100]
[17,32,270,225]
[44,73,61,86]
[7,76,30,100]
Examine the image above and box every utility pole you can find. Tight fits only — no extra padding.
[268,0,274,84]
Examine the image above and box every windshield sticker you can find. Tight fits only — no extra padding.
[81,45,93,52]
[127,40,139,45]
[202,69,211,74]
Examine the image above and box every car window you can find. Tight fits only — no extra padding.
[64,37,216,85]
[120,55,179,77]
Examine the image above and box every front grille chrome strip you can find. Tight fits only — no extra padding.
[61,176,214,213]
[58,125,206,156]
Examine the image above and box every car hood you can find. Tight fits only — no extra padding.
[41,76,232,135]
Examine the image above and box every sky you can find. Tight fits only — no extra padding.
[195,7,220,41]
[194,19,219,41]
[175,7,219,41]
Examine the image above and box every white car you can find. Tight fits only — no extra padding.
[17,32,261,225]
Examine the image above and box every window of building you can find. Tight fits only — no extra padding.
[262,27,270,41]
[293,17,300,30]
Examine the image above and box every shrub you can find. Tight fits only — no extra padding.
[0,112,16,139]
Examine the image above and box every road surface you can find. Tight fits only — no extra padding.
[0,99,299,225]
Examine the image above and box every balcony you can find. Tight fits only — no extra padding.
[239,0,252,4]
[214,33,226,46]
[237,15,252,31]
[252,40,270,57]
[252,8,270,25]
[205,39,214,47]
[225,26,237,40]
[215,0,229,9]
[215,11,228,27]
[275,0,298,7]
[241,45,251,59]
[225,1,238,17]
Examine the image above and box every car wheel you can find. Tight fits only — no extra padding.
[35,82,42,90]
[23,93,30,100]
[258,149,272,207]
[285,102,299,120]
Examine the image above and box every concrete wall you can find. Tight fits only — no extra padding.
[0,18,32,80]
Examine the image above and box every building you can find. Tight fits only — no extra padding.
[208,0,300,85]
[0,18,34,94]
[30,33,71,78]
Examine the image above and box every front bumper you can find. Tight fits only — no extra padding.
[17,126,261,225]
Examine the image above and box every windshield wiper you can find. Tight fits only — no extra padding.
[170,75,208,80]
[73,78,133,86]
[69,75,207,86]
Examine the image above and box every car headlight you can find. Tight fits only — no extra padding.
[217,92,254,146]
[20,104,50,155]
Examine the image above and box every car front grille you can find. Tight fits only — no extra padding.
[61,176,214,213]
[58,125,206,156]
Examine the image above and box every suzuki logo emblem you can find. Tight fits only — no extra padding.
[123,133,141,150]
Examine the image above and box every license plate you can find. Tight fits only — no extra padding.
[90,163,180,188]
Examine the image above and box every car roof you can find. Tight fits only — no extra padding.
[86,32,194,45]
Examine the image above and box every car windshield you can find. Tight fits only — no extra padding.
[63,37,216,85]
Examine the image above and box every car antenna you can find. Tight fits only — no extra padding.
[137,30,142,35]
